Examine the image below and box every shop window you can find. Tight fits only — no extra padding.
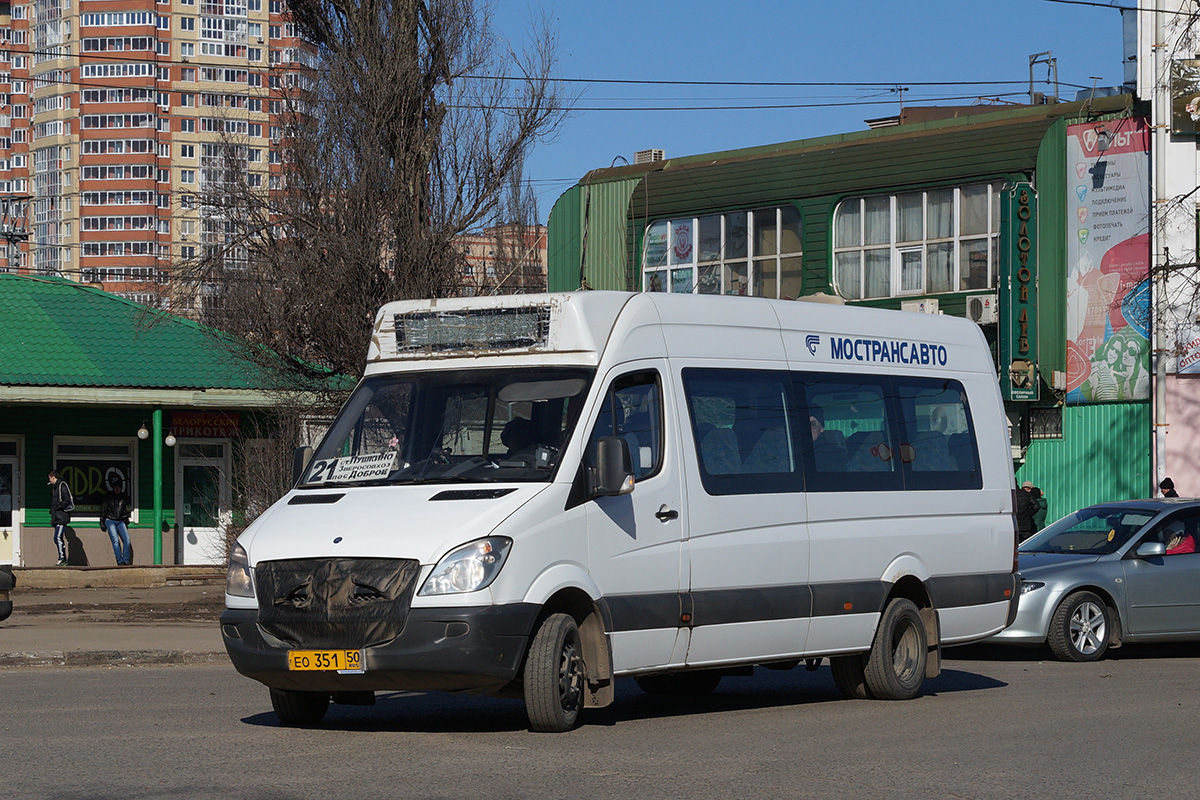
[643,206,802,299]
[832,182,1003,299]
[52,438,137,518]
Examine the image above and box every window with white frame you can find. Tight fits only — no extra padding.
[642,206,802,298]
[52,438,137,517]
[832,182,1003,300]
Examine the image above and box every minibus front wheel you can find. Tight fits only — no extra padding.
[523,613,585,732]
[269,687,330,726]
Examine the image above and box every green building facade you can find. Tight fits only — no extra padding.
[0,274,287,568]
[547,95,1151,521]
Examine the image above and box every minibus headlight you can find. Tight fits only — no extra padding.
[1020,580,1045,595]
[419,537,512,596]
[226,543,255,598]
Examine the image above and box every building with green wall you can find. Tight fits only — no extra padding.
[547,95,1152,522]
[0,274,287,568]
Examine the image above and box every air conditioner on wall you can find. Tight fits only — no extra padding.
[900,298,939,315]
[966,293,998,325]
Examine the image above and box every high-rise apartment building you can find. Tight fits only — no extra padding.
[0,0,311,307]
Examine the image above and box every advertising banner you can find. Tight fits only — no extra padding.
[1065,118,1151,403]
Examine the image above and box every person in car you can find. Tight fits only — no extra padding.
[1163,521,1196,555]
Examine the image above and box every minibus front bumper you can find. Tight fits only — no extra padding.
[220,602,541,694]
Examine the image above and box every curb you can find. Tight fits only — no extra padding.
[0,649,228,669]
[14,565,225,590]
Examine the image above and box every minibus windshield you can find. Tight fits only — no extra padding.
[300,367,594,487]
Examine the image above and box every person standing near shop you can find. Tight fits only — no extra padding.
[48,470,73,566]
[99,478,133,566]
[1160,477,1180,498]
[1030,486,1048,533]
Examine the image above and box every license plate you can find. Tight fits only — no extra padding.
[287,649,364,673]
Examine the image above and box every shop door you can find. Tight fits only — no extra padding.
[175,441,230,565]
[0,459,17,565]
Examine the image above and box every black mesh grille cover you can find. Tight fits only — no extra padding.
[254,558,420,649]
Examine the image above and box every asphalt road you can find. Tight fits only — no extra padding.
[4,643,1199,800]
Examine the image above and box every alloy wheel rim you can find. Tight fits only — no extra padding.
[1069,601,1106,655]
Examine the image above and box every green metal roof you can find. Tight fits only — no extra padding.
[0,274,275,390]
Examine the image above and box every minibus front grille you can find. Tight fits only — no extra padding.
[254,558,420,649]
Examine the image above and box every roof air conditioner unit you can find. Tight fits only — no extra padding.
[634,148,664,164]
[966,293,998,325]
[900,298,939,315]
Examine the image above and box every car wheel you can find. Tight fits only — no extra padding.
[524,613,585,732]
[635,670,722,695]
[269,687,330,726]
[829,654,872,699]
[863,598,927,700]
[1048,591,1110,662]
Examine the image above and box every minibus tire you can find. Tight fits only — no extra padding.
[269,687,330,726]
[863,598,927,700]
[524,613,585,732]
[829,655,872,699]
[634,670,722,696]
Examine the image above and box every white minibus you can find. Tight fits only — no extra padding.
[221,291,1019,731]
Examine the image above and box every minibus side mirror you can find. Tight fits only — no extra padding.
[292,445,314,485]
[591,436,635,498]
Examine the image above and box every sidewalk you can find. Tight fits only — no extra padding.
[0,566,229,669]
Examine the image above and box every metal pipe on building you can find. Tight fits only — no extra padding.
[1152,0,1168,495]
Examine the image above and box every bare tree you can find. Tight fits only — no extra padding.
[169,0,569,405]
[459,162,547,296]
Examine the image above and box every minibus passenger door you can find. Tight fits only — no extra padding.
[677,366,811,666]
[582,365,688,673]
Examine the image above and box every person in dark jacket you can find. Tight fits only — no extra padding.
[99,478,133,565]
[1015,481,1035,542]
[48,470,73,566]
[1160,477,1180,498]
[1030,486,1048,532]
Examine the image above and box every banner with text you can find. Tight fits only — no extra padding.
[1065,118,1151,403]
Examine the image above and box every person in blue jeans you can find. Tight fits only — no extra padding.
[99,478,133,565]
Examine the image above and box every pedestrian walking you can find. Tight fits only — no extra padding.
[99,478,133,565]
[48,470,73,566]
[1160,477,1180,498]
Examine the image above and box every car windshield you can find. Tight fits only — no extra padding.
[300,367,594,487]
[1019,505,1158,555]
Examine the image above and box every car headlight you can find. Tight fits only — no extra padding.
[1020,580,1045,595]
[419,537,512,596]
[226,542,254,598]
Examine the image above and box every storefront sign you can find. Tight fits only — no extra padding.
[1000,182,1039,402]
[1064,118,1151,403]
[56,458,131,515]
[170,411,240,438]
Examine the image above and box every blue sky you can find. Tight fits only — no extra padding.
[492,0,1129,222]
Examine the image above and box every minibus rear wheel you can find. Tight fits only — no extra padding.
[829,655,872,699]
[524,613,585,732]
[269,687,330,726]
[863,598,927,700]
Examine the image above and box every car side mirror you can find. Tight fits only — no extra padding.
[292,446,313,485]
[591,436,634,497]
[1136,541,1166,558]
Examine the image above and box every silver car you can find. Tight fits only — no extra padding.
[991,498,1200,661]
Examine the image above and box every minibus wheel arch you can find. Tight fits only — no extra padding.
[525,589,614,710]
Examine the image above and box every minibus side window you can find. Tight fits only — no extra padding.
[894,378,982,490]
[681,368,802,496]
[585,371,664,481]
[796,373,903,493]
